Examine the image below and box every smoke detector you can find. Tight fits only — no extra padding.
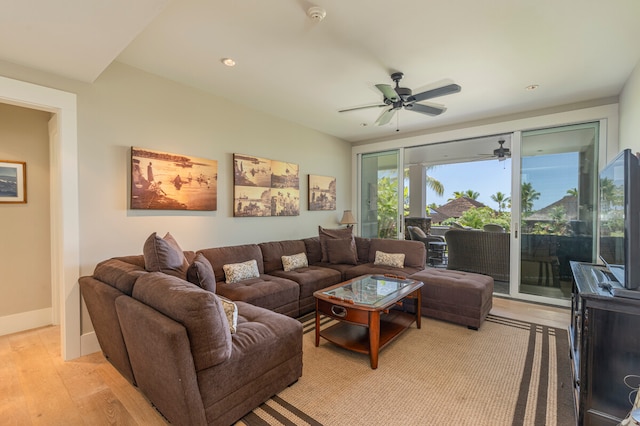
[307,6,326,22]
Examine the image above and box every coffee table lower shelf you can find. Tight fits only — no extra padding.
[318,310,416,361]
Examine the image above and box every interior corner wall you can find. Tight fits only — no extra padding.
[0,103,52,323]
[620,60,640,153]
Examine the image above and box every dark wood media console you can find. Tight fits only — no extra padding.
[569,261,640,425]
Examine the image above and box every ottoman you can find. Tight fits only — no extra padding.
[410,268,494,330]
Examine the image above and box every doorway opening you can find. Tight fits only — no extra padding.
[0,76,80,360]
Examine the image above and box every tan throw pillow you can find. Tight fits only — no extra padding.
[374,251,405,268]
[186,253,216,293]
[318,226,354,263]
[217,296,238,334]
[282,252,308,272]
[223,259,260,284]
[413,227,427,238]
[326,238,358,265]
[143,232,189,278]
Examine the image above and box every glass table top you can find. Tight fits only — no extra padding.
[321,275,416,307]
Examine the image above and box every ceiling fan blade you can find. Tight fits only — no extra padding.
[375,108,396,126]
[405,103,445,116]
[375,84,399,101]
[338,104,387,113]
[408,83,461,103]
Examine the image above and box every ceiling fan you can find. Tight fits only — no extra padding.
[492,139,511,161]
[339,72,461,126]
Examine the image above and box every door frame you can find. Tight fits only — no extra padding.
[0,76,80,360]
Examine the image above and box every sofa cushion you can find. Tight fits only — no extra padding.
[326,238,358,265]
[355,237,371,263]
[281,252,308,271]
[374,251,405,268]
[215,274,300,316]
[143,232,189,278]
[302,237,323,264]
[132,272,232,371]
[198,244,264,283]
[259,240,307,273]
[93,258,147,295]
[196,302,302,421]
[368,238,426,268]
[318,226,354,262]
[186,253,216,293]
[113,254,146,269]
[218,296,238,334]
[409,268,494,329]
[223,260,260,284]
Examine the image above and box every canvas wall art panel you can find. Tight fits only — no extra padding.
[0,160,26,203]
[233,153,299,217]
[308,174,336,211]
[131,147,218,211]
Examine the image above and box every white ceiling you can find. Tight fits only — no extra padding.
[2,0,640,144]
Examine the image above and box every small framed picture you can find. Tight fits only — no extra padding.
[308,174,336,211]
[0,160,27,204]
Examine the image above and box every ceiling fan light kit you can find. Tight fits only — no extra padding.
[494,139,511,161]
[340,71,461,127]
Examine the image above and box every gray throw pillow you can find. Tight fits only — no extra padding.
[187,253,216,293]
[143,232,189,278]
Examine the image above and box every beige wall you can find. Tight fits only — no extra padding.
[0,103,51,317]
[620,60,640,154]
[74,63,350,272]
[0,61,351,334]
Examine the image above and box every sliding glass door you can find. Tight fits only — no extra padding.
[360,150,401,239]
[360,124,600,306]
[517,123,599,300]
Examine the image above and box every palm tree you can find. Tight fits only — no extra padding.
[566,187,578,197]
[448,189,479,201]
[521,182,541,215]
[491,191,509,212]
[423,165,445,197]
[599,177,617,212]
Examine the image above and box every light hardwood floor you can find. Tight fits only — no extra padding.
[0,297,570,425]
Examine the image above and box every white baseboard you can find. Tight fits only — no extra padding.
[80,331,101,356]
[0,307,52,336]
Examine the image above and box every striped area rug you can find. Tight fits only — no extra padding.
[237,313,575,426]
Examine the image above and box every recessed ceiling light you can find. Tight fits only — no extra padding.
[525,84,539,91]
[221,58,236,67]
[360,123,368,127]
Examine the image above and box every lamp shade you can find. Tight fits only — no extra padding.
[340,210,357,225]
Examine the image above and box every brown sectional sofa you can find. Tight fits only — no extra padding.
[80,232,494,425]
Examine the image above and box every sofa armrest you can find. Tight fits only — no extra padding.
[115,296,207,426]
[79,276,136,384]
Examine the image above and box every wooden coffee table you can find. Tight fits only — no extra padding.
[314,274,423,369]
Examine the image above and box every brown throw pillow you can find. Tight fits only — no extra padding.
[143,232,189,278]
[187,253,216,293]
[326,238,358,265]
[318,226,354,263]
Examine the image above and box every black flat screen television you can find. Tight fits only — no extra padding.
[598,149,640,290]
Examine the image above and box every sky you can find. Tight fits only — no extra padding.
[424,152,579,211]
